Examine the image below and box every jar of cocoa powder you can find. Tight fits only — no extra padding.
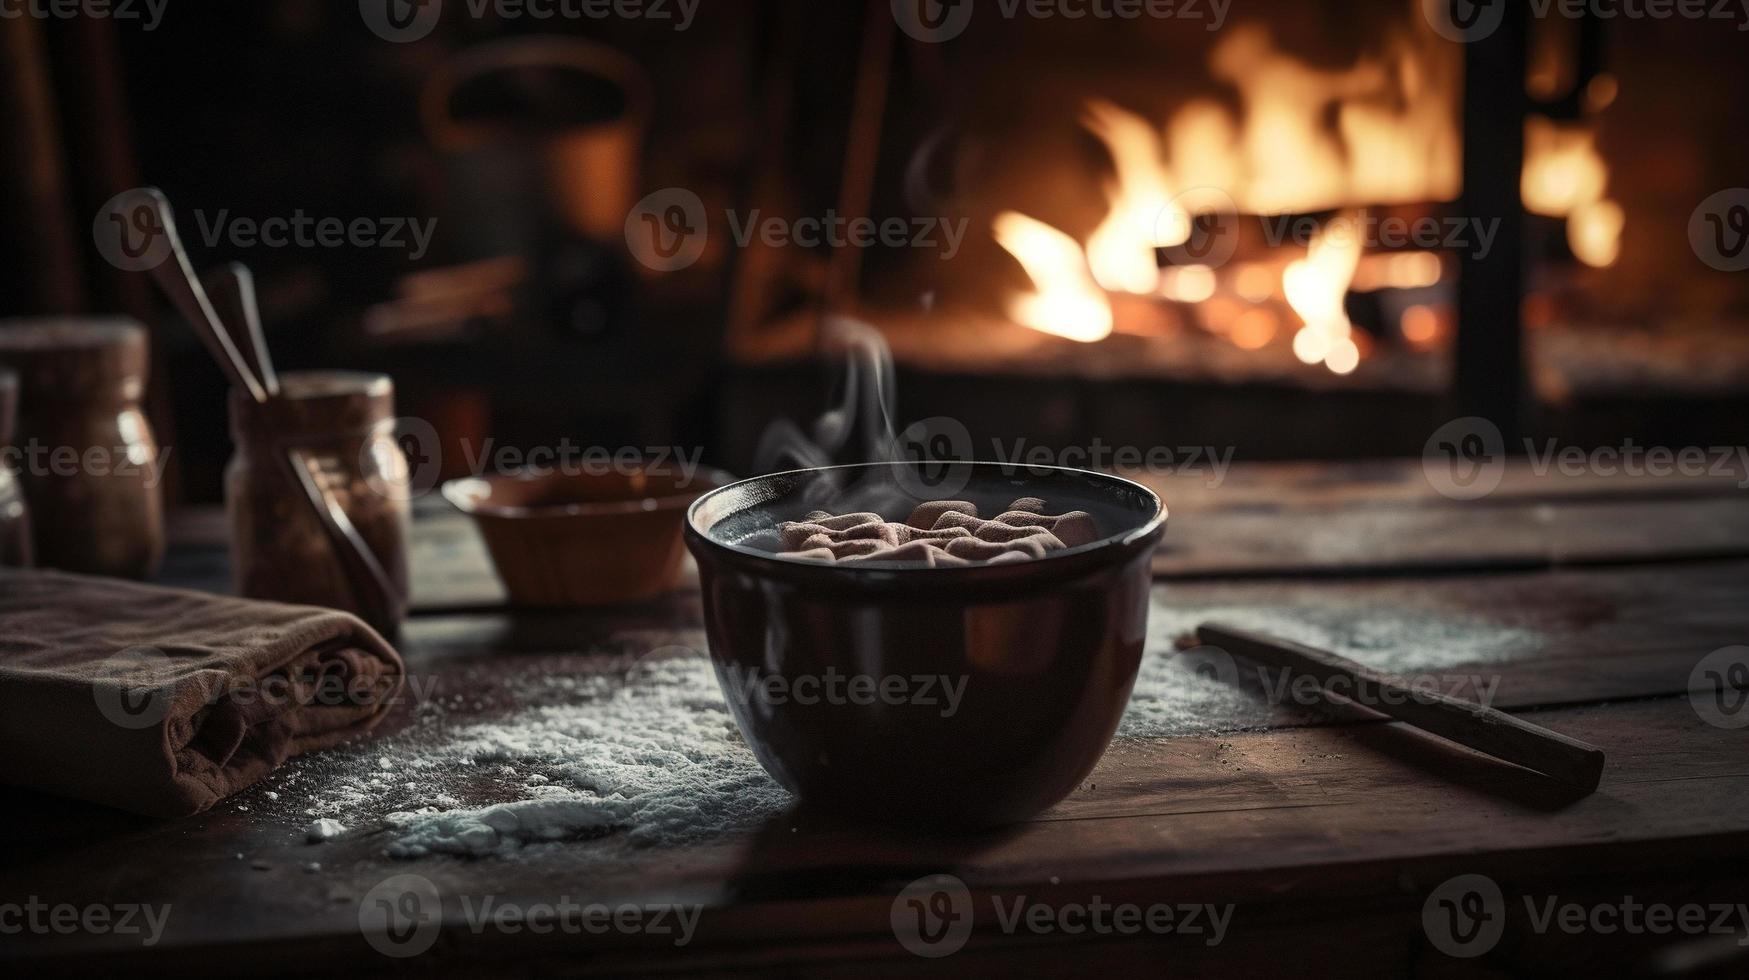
[0,367,33,567]
[0,318,164,577]
[226,371,410,635]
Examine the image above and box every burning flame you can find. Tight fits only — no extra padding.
[1209,26,1366,214]
[1568,199,1624,268]
[1204,23,1461,213]
[994,19,1464,366]
[1522,118,1607,215]
[1165,100,1243,201]
[1523,116,1620,267]
[992,211,1113,343]
[1284,213,1363,375]
[990,8,1619,370]
[1082,100,1180,294]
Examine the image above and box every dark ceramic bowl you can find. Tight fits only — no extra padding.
[684,462,1166,827]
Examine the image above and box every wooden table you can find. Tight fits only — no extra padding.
[5,460,1749,978]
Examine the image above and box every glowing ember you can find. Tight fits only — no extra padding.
[1290,323,1328,364]
[1284,213,1363,373]
[1233,264,1276,303]
[1160,265,1217,304]
[993,211,1113,343]
[1400,304,1443,348]
[1351,251,1444,292]
[1230,308,1277,350]
[1324,335,1361,375]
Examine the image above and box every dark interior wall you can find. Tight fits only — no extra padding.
[2,2,840,499]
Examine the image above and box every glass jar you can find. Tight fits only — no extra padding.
[0,367,33,567]
[0,318,164,577]
[226,371,410,636]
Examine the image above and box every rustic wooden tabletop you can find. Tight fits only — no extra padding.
[5,460,1748,978]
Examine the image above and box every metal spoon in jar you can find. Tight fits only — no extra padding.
[202,261,279,398]
[131,187,267,404]
[138,190,403,630]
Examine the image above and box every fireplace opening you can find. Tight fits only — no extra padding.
[716,0,1749,464]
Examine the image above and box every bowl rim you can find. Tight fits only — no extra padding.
[442,466,734,520]
[685,461,1167,574]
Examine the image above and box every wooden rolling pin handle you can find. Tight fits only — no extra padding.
[1195,622,1606,793]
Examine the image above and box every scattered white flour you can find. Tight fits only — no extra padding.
[282,646,787,860]
[1114,590,1543,738]
[274,602,1533,859]
[1117,645,1277,739]
[304,818,346,843]
[1148,592,1538,675]
[383,653,788,858]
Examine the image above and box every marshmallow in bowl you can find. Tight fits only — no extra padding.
[763,499,1099,566]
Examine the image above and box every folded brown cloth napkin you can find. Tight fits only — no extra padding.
[0,569,404,817]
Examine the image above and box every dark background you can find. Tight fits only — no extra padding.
[4,0,1748,501]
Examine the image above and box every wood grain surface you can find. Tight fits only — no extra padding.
[8,461,1747,978]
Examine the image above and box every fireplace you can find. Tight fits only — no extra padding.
[718,0,1749,464]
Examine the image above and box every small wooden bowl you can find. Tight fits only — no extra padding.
[442,465,727,606]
